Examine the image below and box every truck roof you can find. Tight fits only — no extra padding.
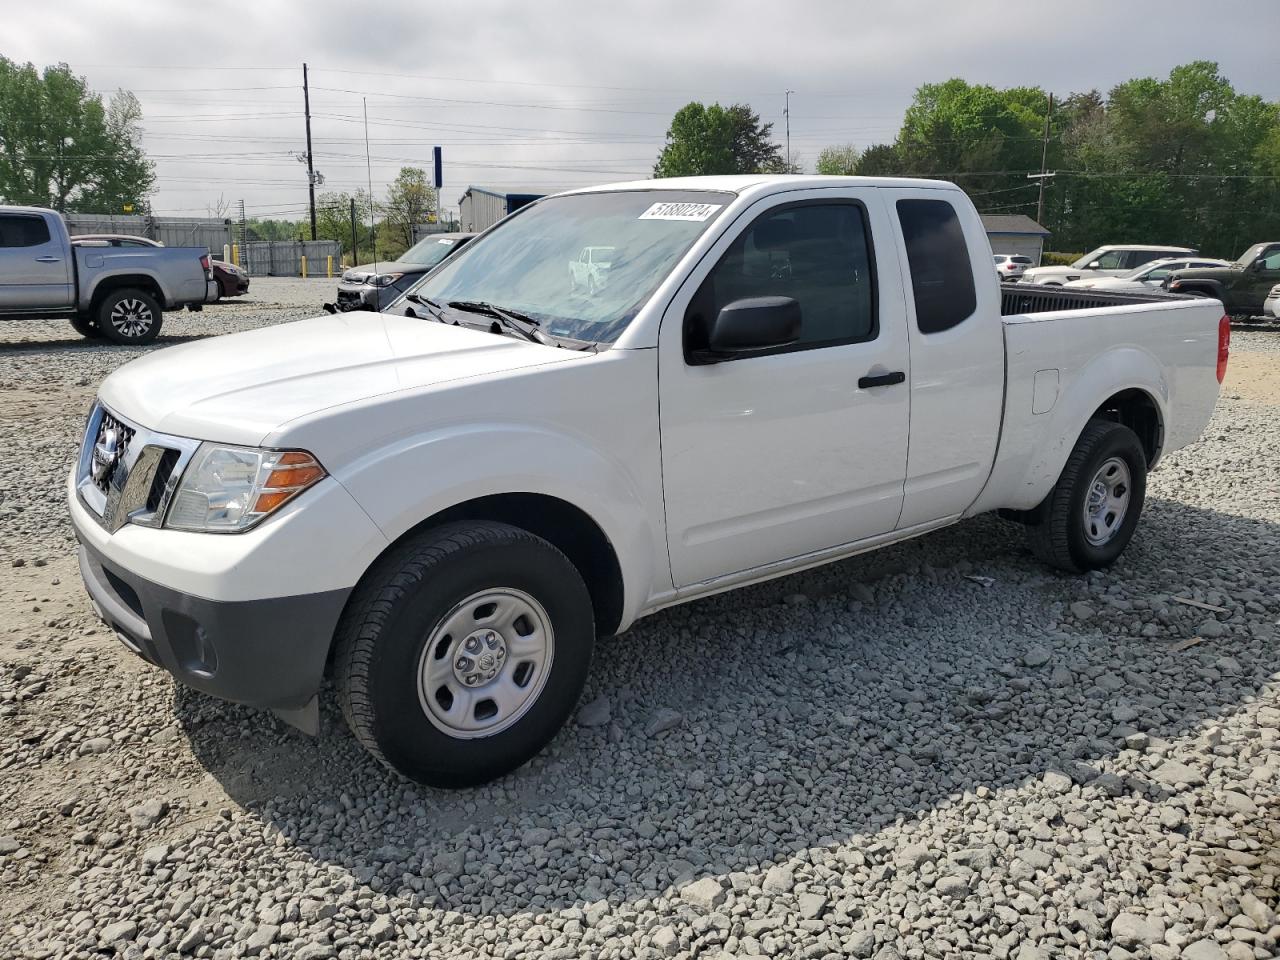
[0,204,60,216]
[561,174,966,196]
[1093,244,1196,252]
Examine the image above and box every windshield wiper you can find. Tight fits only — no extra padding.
[403,293,446,321]
[447,300,555,346]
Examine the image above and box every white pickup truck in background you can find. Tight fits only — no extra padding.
[69,175,1227,786]
[0,205,215,343]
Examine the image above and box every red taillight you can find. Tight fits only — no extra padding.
[1005,263,1016,270]
[1216,314,1230,384]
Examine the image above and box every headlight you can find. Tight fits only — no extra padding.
[369,273,404,287]
[165,444,326,533]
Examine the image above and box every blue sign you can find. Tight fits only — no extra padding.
[432,147,443,190]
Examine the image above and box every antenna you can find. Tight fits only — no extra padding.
[784,89,795,172]
[364,97,379,276]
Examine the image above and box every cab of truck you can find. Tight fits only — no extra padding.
[1168,242,1280,318]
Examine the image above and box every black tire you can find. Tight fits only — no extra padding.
[1025,418,1147,573]
[69,314,101,339]
[333,521,595,787]
[98,288,163,345]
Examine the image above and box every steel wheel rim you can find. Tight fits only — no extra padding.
[1082,456,1131,546]
[417,587,554,739]
[109,298,154,338]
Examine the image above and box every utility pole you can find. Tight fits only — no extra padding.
[303,62,317,241]
[784,89,795,172]
[1034,92,1054,226]
[349,195,358,266]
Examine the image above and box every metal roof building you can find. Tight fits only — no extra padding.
[980,214,1051,263]
[458,185,545,232]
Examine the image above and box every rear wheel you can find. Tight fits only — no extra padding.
[333,521,595,786]
[98,288,163,345]
[1025,419,1147,573]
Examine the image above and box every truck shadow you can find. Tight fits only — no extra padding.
[0,332,215,353]
[175,495,1279,919]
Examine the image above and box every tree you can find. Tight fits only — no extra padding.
[316,189,375,263]
[816,143,861,176]
[0,58,154,211]
[380,167,436,249]
[725,104,785,173]
[654,102,785,177]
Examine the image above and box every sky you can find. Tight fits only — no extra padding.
[7,0,1280,221]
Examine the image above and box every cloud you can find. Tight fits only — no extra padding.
[6,0,1278,216]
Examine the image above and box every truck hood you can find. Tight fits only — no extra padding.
[342,259,420,283]
[1169,266,1239,283]
[1021,266,1080,279]
[99,313,582,445]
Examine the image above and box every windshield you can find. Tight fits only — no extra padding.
[1071,247,1108,269]
[1122,260,1170,280]
[401,190,734,344]
[399,236,464,267]
[1235,243,1270,268]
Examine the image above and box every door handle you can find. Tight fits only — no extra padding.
[858,371,906,389]
[35,256,62,263]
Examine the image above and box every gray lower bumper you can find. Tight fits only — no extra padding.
[77,540,350,724]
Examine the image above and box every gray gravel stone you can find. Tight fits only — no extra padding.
[577,694,611,727]
[644,707,683,736]
[681,877,726,911]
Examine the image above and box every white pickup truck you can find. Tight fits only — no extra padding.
[69,176,1228,786]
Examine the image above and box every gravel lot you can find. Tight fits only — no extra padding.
[1,280,1277,960]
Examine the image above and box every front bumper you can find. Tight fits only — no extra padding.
[334,282,382,311]
[77,535,349,716]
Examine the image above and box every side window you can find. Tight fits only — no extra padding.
[1259,248,1280,272]
[1092,250,1127,269]
[688,201,876,355]
[896,198,977,334]
[1129,250,1167,269]
[0,214,52,249]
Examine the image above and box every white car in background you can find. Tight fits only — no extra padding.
[994,254,1033,281]
[1020,244,1197,286]
[569,245,615,293]
[1064,257,1231,293]
[1265,283,1280,319]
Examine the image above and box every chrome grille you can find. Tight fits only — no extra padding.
[76,403,201,533]
[91,410,135,494]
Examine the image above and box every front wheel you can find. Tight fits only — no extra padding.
[98,288,163,345]
[333,521,595,786]
[1025,419,1148,573]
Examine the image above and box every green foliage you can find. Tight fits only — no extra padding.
[245,218,305,242]
[380,167,436,250]
[0,58,154,211]
[836,62,1280,258]
[1042,251,1084,266]
[816,143,860,176]
[654,102,784,177]
[315,189,375,262]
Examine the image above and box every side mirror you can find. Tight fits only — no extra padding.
[1087,261,1102,270]
[693,296,801,363]
[1252,258,1268,271]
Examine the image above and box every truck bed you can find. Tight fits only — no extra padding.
[968,289,1225,515]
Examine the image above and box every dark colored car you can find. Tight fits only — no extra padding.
[210,260,250,299]
[334,232,475,311]
[1167,242,1280,319]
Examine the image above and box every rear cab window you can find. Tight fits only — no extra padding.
[896,198,977,334]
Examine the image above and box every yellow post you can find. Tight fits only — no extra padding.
[301,255,308,278]
[327,255,333,278]
[231,243,239,267]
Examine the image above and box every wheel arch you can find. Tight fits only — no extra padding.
[88,275,166,315]
[345,492,627,642]
[1090,387,1163,467]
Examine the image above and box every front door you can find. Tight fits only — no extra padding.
[658,189,910,588]
[0,213,72,312]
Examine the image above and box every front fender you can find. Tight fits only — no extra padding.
[332,422,661,630]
